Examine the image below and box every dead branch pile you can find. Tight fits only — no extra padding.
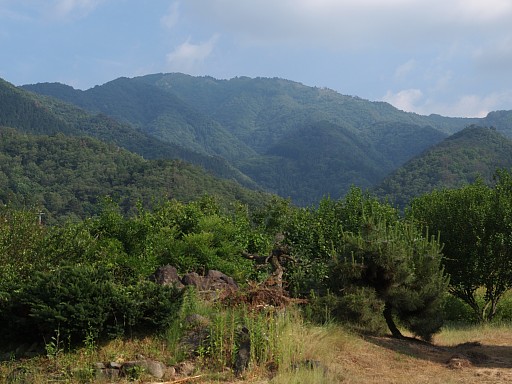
[220,281,307,310]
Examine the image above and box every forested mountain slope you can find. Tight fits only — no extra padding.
[23,74,482,204]
[0,127,272,223]
[0,78,258,189]
[374,125,512,208]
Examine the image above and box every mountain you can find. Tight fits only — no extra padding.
[482,110,512,134]
[0,127,272,223]
[1,78,258,189]
[0,78,78,136]
[23,73,487,205]
[374,125,512,208]
[22,78,256,162]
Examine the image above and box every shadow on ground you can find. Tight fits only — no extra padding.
[365,335,512,370]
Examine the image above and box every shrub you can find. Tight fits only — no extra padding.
[12,265,115,344]
[0,264,183,347]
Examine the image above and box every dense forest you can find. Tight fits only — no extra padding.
[375,125,512,207]
[0,127,271,224]
[25,73,512,205]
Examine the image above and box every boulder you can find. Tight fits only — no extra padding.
[182,272,206,290]
[120,358,166,379]
[150,266,239,299]
[149,265,184,289]
[205,270,238,290]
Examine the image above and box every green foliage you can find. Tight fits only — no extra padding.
[330,218,449,340]
[285,187,399,296]
[409,170,512,322]
[0,206,46,280]
[0,127,272,223]
[376,126,512,208]
[443,294,480,325]
[3,265,115,344]
[115,280,183,334]
[0,264,182,346]
[282,187,448,340]
[335,287,388,335]
[21,74,485,206]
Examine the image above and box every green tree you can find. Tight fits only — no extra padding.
[409,171,512,322]
[331,218,448,340]
[285,187,399,296]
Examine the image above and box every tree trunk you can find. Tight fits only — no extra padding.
[383,302,403,339]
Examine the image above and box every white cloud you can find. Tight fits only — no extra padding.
[439,92,512,118]
[166,34,219,73]
[383,89,512,118]
[383,89,424,113]
[183,0,512,49]
[161,1,180,29]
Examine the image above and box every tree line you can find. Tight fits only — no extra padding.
[2,171,512,349]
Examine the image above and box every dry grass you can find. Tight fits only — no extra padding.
[230,321,512,384]
[269,322,512,384]
[3,320,512,383]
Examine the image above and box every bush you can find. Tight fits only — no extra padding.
[3,265,115,345]
[0,264,183,347]
[113,280,183,335]
[495,291,512,323]
[442,294,479,325]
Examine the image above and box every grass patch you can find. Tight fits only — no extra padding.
[3,295,512,383]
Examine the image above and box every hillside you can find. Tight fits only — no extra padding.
[22,73,483,205]
[0,127,272,223]
[0,78,258,189]
[374,125,512,207]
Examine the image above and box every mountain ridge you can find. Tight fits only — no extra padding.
[17,73,512,205]
[22,73,493,205]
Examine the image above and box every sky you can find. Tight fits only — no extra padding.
[2,1,512,118]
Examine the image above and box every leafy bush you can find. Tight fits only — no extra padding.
[442,294,479,325]
[2,265,114,345]
[0,264,183,347]
[114,280,183,335]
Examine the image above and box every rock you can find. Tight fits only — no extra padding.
[120,359,166,379]
[145,359,166,379]
[108,361,123,369]
[150,265,184,289]
[182,272,206,289]
[94,364,119,381]
[174,360,196,376]
[150,266,239,300]
[206,270,238,289]
[447,355,472,369]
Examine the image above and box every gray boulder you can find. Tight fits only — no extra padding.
[149,265,184,289]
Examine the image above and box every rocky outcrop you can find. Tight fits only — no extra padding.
[150,265,238,299]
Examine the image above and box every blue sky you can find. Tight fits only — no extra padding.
[2,0,512,117]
